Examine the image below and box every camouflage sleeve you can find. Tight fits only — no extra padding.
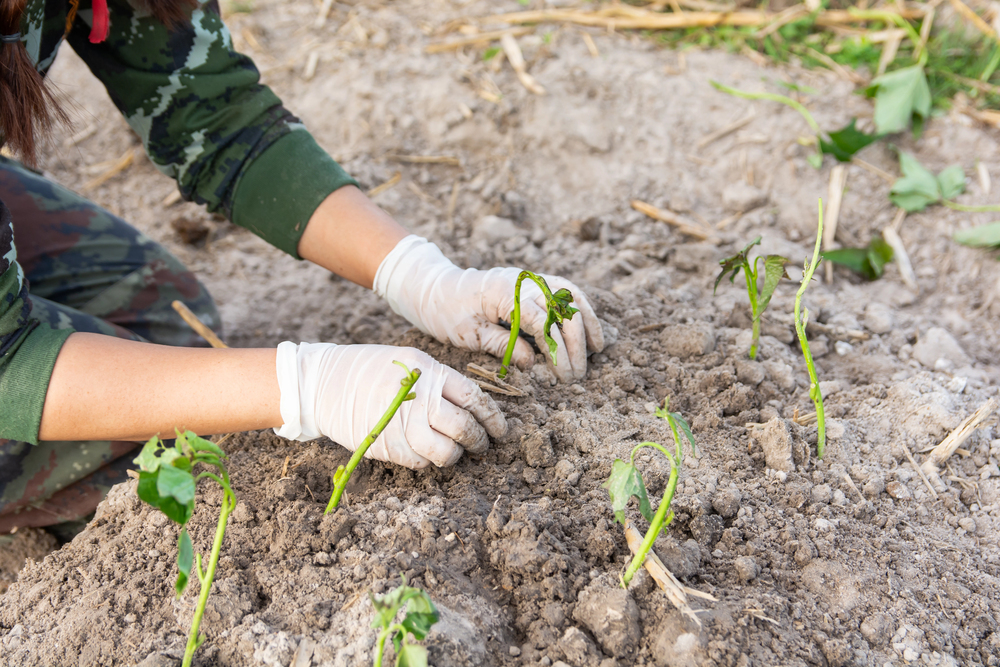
[0,201,73,444]
[66,0,357,257]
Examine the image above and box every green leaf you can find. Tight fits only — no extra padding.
[176,529,193,597]
[806,152,823,169]
[396,644,428,667]
[482,46,500,61]
[714,236,761,294]
[672,412,698,457]
[867,65,931,135]
[137,470,194,525]
[133,436,164,472]
[937,165,966,201]
[602,459,652,525]
[821,235,894,280]
[819,118,879,162]
[184,431,226,460]
[889,152,942,211]
[158,464,196,505]
[401,591,439,641]
[758,255,790,317]
[954,222,1000,247]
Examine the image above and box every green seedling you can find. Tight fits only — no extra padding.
[714,236,790,360]
[326,362,421,514]
[709,81,878,168]
[822,234,894,280]
[371,579,440,667]
[603,399,696,587]
[890,152,1000,213]
[497,270,579,380]
[796,201,827,459]
[134,431,236,667]
[954,221,1000,250]
[864,65,931,136]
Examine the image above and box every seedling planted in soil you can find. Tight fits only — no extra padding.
[714,236,789,360]
[326,362,421,514]
[370,578,440,667]
[133,431,236,667]
[890,151,1000,213]
[796,201,827,458]
[821,233,894,280]
[603,400,696,587]
[498,270,579,379]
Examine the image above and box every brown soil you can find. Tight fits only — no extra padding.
[3,1,1000,666]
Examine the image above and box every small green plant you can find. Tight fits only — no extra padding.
[954,221,1000,250]
[890,152,1000,213]
[714,237,789,360]
[603,400,696,587]
[795,201,827,459]
[370,579,440,667]
[134,431,236,667]
[497,270,579,380]
[709,82,878,167]
[822,234,894,280]
[326,362,421,514]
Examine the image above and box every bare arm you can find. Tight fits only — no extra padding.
[38,333,282,442]
[297,185,408,288]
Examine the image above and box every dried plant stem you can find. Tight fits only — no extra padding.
[920,398,998,491]
[795,200,826,458]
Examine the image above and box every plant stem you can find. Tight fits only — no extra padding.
[182,485,236,667]
[795,200,827,459]
[498,271,557,379]
[325,367,421,513]
[373,623,406,667]
[744,261,760,360]
[710,81,821,134]
[942,199,1000,213]
[622,456,679,587]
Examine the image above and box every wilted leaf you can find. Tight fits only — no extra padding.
[819,119,879,162]
[758,255,790,317]
[889,152,942,211]
[602,459,652,525]
[954,222,1000,247]
[714,236,761,293]
[176,529,193,597]
[867,65,931,135]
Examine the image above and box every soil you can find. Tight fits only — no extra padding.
[3,0,1000,665]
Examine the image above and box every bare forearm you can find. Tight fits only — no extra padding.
[39,333,282,442]
[297,185,408,288]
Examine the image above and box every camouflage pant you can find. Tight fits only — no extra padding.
[0,158,220,534]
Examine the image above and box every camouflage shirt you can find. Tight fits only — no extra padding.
[1,0,357,443]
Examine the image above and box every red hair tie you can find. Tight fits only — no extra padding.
[89,0,109,44]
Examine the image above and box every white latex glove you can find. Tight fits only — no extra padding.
[374,235,605,382]
[274,342,507,469]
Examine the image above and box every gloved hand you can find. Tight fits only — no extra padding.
[274,342,507,469]
[374,235,605,382]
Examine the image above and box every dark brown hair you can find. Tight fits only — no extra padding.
[0,0,197,167]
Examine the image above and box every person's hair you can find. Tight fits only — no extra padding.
[0,0,197,167]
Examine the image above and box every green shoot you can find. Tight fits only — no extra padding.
[326,362,421,514]
[371,578,440,667]
[603,399,696,587]
[795,201,826,459]
[134,431,236,667]
[497,270,579,380]
[714,236,789,360]
[709,82,877,167]
[889,152,1000,214]
[821,234,894,280]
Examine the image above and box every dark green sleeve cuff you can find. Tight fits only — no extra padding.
[0,325,73,445]
[231,130,359,258]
